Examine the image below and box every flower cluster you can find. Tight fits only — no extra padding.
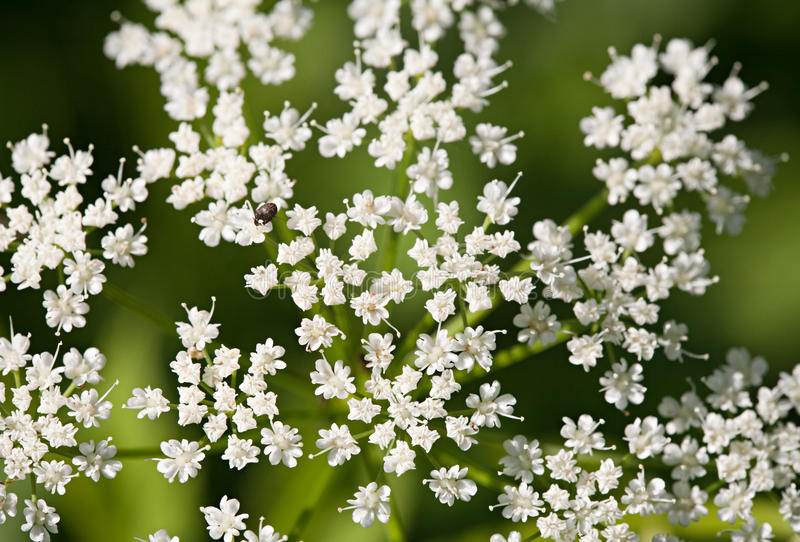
[105,0,312,120]
[105,0,318,248]
[318,0,556,202]
[487,417,667,540]
[153,92,312,248]
[0,324,121,541]
[125,298,305,481]
[581,37,784,232]
[2,0,794,539]
[635,347,800,537]
[0,128,150,333]
[150,33,783,536]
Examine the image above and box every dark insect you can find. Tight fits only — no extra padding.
[254,202,278,226]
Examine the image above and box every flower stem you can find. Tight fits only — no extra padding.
[382,131,416,272]
[287,466,336,542]
[459,321,579,386]
[562,188,609,236]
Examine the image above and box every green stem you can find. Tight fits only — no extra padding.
[703,478,725,494]
[382,131,416,272]
[287,466,336,542]
[384,477,407,542]
[397,313,434,359]
[562,189,609,236]
[29,473,37,502]
[459,322,578,386]
[102,282,174,336]
[457,288,469,330]
[523,530,541,542]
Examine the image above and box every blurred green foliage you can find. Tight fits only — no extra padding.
[0,0,799,540]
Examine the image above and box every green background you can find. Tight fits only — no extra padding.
[0,0,799,540]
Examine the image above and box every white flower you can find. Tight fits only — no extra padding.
[295,315,344,351]
[21,498,60,542]
[453,326,497,372]
[72,439,122,481]
[176,298,220,351]
[349,229,378,261]
[63,251,106,296]
[466,381,518,428]
[222,435,260,470]
[408,147,453,197]
[125,386,170,419]
[499,436,544,484]
[156,439,208,483]
[286,204,321,236]
[101,222,149,266]
[318,113,366,158]
[341,482,391,528]
[477,177,520,225]
[567,333,604,372]
[560,415,607,455]
[387,193,428,234]
[624,416,668,459]
[34,460,75,495]
[42,285,89,335]
[425,288,457,323]
[244,265,279,296]
[599,359,646,410]
[423,465,477,506]
[314,423,360,466]
[310,358,356,400]
[0,485,18,524]
[469,123,522,168]
[580,106,624,148]
[383,441,416,476]
[200,496,248,542]
[513,301,561,346]
[140,530,180,542]
[261,421,303,468]
[492,482,544,522]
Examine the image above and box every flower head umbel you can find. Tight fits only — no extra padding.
[1,130,150,333]
[0,324,120,541]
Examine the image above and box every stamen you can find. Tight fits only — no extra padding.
[309,119,328,134]
[296,102,318,126]
[487,60,512,79]
[479,80,508,98]
[308,447,330,459]
[681,350,709,361]
[744,81,769,100]
[382,318,402,338]
[505,171,523,197]
[353,41,362,72]
[500,131,525,144]
[99,379,121,403]
[63,137,75,159]
[116,158,126,185]
[50,341,63,370]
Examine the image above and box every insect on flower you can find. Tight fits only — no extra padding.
[254,202,278,226]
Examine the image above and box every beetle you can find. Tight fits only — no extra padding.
[253,202,278,226]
